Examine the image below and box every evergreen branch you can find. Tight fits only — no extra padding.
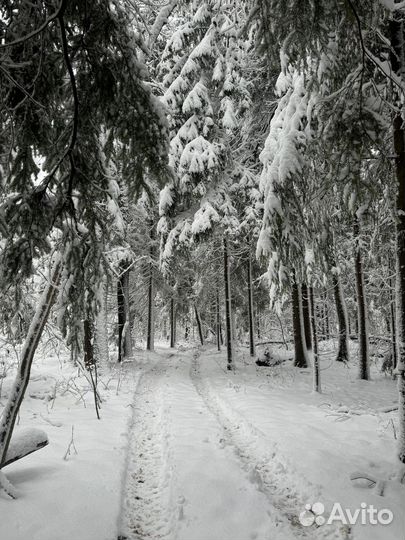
[0,64,45,109]
[38,6,79,203]
[0,0,65,50]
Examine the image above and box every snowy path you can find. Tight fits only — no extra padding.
[118,349,344,540]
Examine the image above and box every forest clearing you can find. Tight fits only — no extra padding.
[1,1,405,539]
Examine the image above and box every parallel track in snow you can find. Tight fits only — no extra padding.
[118,358,176,540]
[190,350,350,540]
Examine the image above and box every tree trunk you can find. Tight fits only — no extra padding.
[224,237,233,370]
[117,275,125,363]
[194,303,204,345]
[354,216,369,380]
[292,279,308,368]
[84,318,100,420]
[121,266,133,358]
[310,287,321,393]
[388,260,398,369]
[216,287,221,351]
[324,292,330,339]
[117,264,132,361]
[0,255,62,474]
[301,283,312,351]
[333,274,349,362]
[146,261,155,351]
[390,11,405,463]
[247,254,256,357]
[83,319,94,370]
[96,280,109,364]
[170,297,176,348]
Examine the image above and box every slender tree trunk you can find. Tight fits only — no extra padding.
[146,261,155,351]
[121,267,133,358]
[216,287,221,351]
[84,318,100,420]
[0,255,62,475]
[170,297,176,348]
[96,280,109,364]
[389,261,398,369]
[292,279,308,368]
[324,293,330,340]
[333,274,349,362]
[390,11,405,462]
[247,254,256,357]
[354,216,369,380]
[117,275,125,363]
[224,237,233,370]
[301,283,312,351]
[117,263,132,361]
[83,319,94,370]
[194,303,204,345]
[310,287,321,393]
[391,284,398,370]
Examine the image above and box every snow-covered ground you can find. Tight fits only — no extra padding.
[1,341,404,540]
[0,349,138,540]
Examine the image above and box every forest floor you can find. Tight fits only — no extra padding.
[0,341,404,540]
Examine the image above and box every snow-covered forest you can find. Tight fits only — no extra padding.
[0,1,405,539]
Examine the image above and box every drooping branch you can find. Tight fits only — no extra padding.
[0,1,65,50]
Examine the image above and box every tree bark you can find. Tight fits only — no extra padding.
[216,287,221,351]
[121,267,133,358]
[0,255,61,472]
[117,263,132,361]
[247,254,256,357]
[256,311,261,340]
[117,274,125,362]
[333,274,349,362]
[96,280,109,364]
[301,283,312,351]
[146,261,155,351]
[354,216,369,380]
[83,319,94,370]
[324,292,330,339]
[390,11,405,463]
[292,279,308,368]
[194,303,204,345]
[309,287,321,393]
[224,237,233,370]
[388,260,398,369]
[84,318,100,420]
[170,297,176,348]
